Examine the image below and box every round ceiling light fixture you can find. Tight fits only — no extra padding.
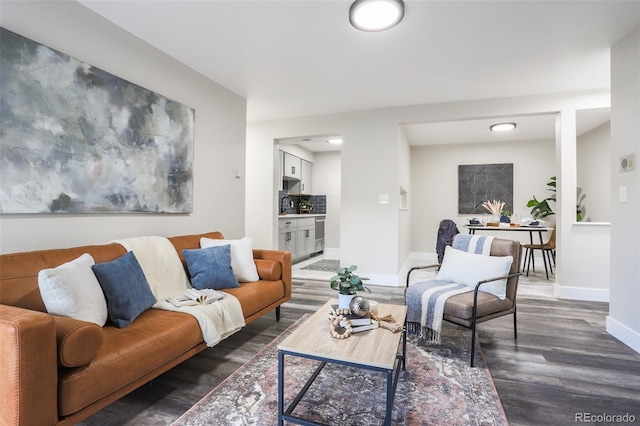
[490,122,517,132]
[349,0,405,32]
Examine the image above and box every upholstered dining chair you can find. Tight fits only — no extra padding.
[523,226,556,276]
[405,235,522,367]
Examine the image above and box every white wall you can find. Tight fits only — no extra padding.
[0,1,247,253]
[410,138,556,253]
[608,23,640,353]
[577,122,611,222]
[246,91,611,289]
[312,151,341,250]
[398,127,411,268]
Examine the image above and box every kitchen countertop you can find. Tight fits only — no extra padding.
[278,213,325,218]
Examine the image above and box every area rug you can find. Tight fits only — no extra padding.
[301,259,340,272]
[173,315,507,426]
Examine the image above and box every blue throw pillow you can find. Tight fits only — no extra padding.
[91,251,157,328]
[182,245,240,290]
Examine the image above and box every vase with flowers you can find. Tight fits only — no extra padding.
[482,199,505,226]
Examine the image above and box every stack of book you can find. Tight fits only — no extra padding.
[330,304,378,333]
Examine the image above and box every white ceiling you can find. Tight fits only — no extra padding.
[79,0,637,149]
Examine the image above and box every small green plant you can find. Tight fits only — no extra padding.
[330,265,370,295]
[299,199,313,210]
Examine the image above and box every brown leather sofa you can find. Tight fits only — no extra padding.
[0,231,292,426]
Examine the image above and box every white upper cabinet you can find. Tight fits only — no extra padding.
[300,159,312,195]
[283,152,301,180]
[289,159,312,195]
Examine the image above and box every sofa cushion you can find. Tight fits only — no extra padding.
[221,280,285,319]
[182,245,240,290]
[92,252,157,328]
[54,316,103,367]
[200,237,259,282]
[57,309,203,416]
[37,253,108,326]
[255,259,281,281]
[436,246,513,299]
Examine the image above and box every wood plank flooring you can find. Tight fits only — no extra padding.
[79,277,640,426]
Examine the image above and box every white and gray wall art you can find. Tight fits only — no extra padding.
[0,28,194,214]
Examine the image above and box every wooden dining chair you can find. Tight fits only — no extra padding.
[523,226,556,276]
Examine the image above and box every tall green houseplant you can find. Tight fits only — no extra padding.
[527,176,584,221]
[527,176,556,219]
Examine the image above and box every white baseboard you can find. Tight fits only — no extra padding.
[554,285,609,302]
[606,316,640,354]
[406,251,437,261]
[366,273,399,287]
[322,247,340,256]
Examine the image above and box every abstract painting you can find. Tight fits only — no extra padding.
[458,163,513,214]
[0,28,194,214]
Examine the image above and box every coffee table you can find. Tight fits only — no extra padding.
[277,299,407,426]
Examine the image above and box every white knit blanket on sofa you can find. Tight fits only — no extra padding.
[114,236,245,347]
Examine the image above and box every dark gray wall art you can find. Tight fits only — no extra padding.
[0,28,194,214]
[458,163,513,214]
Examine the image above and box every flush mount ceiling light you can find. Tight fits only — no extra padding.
[349,0,405,32]
[327,138,343,145]
[490,122,517,132]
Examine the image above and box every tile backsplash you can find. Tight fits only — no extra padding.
[279,187,326,214]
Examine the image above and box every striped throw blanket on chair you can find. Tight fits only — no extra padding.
[406,234,494,344]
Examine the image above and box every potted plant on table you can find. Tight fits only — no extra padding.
[330,265,370,309]
[298,199,313,214]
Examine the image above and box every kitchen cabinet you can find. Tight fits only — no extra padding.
[278,218,297,256]
[278,150,284,191]
[296,217,316,258]
[278,216,317,261]
[289,159,312,195]
[283,152,301,180]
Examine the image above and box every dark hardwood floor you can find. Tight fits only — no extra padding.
[80,277,640,425]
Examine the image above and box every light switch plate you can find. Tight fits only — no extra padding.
[619,186,627,202]
[379,194,389,205]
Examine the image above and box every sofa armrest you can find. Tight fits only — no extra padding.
[0,304,58,426]
[252,249,292,299]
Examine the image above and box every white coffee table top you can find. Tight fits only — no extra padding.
[278,299,407,370]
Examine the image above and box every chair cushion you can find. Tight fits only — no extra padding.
[436,246,513,299]
[444,291,514,321]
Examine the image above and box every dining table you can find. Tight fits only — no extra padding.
[464,224,554,280]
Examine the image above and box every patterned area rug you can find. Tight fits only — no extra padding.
[173,315,507,426]
[301,259,340,272]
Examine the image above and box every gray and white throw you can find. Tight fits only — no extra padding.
[406,234,494,344]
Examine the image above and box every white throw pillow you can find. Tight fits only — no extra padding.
[200,237,259,282]
[38,253,108,326]
[436,246,513,299]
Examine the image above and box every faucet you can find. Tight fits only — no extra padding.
[280,196,291,214]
